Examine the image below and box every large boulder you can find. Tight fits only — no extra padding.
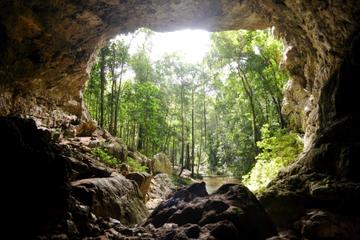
[145,182,277,240]
[71,173,149,226]
[152,153,172,175]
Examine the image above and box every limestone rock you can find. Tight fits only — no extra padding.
[152,153,172,175]
[71,174,149,226]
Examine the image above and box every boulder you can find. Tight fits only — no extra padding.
[152,153,172,175]
[71,173,149,226]
[126,172,152,202]
[145,182,277,240]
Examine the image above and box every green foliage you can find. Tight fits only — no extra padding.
[242,124,303,193]
[92,148,119,167]
[206,29,289,176]
[126,157,148,173]
[84,28,299,182]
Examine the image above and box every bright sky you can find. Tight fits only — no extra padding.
[150,29,211,63]
[118,29,211,64]
[112,29,211,81]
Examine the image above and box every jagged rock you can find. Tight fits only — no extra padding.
[126,172,152,202]
[145,182,277,240]
[152,153,172,175]
[71,173,149,226]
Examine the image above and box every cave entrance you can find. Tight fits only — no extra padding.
[83,27,303,193]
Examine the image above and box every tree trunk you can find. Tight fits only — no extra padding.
[191,85,195,176]
[137,124,144,151]
[179,83,185,176]
[99,48,106,128]
[237,67,259,153]
[185,143,190,170]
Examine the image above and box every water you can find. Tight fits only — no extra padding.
[203,176,242,194]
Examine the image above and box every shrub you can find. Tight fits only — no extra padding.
[92,147,119,167]
[126,157,148,173]
[243,124,303,193]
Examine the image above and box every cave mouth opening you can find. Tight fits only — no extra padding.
[83,27,302,193]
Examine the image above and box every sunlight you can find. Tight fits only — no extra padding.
[151,29,211,63]
[118,29,211,64]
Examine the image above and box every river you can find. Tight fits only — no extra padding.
[203,176,242,194]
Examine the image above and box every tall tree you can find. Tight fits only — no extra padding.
[99,47,107,128]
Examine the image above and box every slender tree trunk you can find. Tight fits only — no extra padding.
[238,67,259,153]
[191,85,195,176]
[185,143,190,170]
[172,134,176,168]
[114,62,125,136]
[137,124,144,151]
[197,129,203,175]
[203,79,207,150]
[109,66,116,134]
[99,48,106,128]
[132,123,136,150]
[179,83,185,176]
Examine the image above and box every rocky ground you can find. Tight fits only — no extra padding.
[0,116,279,240]
[3,116,360,239]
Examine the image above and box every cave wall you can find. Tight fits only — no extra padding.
[0,0,359,155]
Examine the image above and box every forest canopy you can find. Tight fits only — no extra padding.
[84,28,303,191]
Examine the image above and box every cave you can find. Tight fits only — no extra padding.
[0,0,359,239]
